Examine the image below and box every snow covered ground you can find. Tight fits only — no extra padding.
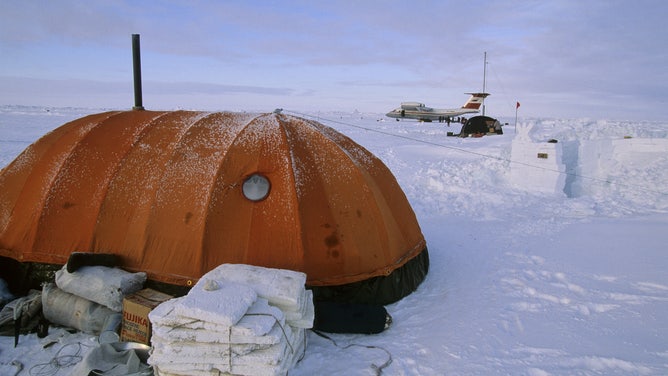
[1,105,667,375]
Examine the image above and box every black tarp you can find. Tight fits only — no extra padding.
[309,247,430,305]
[460,116,503,137]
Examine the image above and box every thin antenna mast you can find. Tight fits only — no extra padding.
[482,51,487,116]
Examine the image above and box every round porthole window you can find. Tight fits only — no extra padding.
[242,173,271,201]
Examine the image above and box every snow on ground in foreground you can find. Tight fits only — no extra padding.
[1,106,667,375]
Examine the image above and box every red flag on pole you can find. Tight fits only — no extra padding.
[516,101,521,109]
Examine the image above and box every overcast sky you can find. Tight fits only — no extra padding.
[1,1,667,120]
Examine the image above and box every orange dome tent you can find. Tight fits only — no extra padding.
[0,110,428,304]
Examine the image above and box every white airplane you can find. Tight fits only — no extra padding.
[386,92,490,122]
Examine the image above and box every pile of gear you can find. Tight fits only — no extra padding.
[0,283,42,345]
[43,255,146,337]
[1,253,146,344]
[148,264,314,376]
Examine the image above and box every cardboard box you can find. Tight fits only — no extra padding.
[120,288,173,345]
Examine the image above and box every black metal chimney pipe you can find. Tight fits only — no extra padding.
[132,34,144,110]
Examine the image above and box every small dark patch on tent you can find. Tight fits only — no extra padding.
[325,231,340,248]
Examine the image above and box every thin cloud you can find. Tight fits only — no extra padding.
[1,0,668,120]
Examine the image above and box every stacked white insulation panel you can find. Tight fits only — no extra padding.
[148,264,314,376]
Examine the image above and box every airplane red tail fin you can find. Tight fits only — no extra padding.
[462,93,490,109]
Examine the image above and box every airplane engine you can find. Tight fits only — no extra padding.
[401,102,425,110]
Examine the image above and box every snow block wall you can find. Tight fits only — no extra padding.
[509,123,567,195]
[509,121,668,201]
[572,137,668,197]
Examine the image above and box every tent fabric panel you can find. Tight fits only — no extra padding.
[139,112,261,283]
[140,113,227,281]
[222,115,304,269]
[93,111,202,269]
[304,117,424,246]
[282,118,350,279]
[0,116,89,232]
[283,118,387,284]
[201,114,304,271]
[290,117,426,285]
[0,112,120,262]
[311,119,425,253]
[30,111,160,258]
